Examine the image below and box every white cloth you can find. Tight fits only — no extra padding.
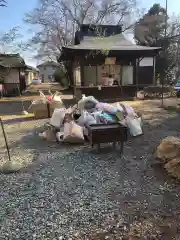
[91,111,103,124]
[126,116,143,137]
[77,111,96,126]
[78,96,99,111]
[50,108,66,128]
[108,78,114,86]
[63,121,84,143]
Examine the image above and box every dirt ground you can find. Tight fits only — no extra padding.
[26,82,66,92]
[0,94,178,116]
[1,100,180,239]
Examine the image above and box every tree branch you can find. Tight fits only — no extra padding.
[0,0,6,7]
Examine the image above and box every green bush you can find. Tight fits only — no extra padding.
[54,68,69,88]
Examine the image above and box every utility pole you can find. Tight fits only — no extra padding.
[72,6,77,44]
[65,9,68,46]
[161,0,168,107]
[177,38,180,73]
[165,0,168,37]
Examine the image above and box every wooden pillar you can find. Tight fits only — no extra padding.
[96,65,98,85]
[133,59,137,85]
[136,57,144,91]
[136,58,139,92]
[132,58,139,87]
[136,57,143,97]
[153,56,156,85]
[18,69,22,93]
[80,60,84,86]
[120,65,123,85]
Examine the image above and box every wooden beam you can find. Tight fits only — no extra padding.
[96,65,98,85]
[136,59,139,92]
[153,57,156,85]
[80,60,84,86]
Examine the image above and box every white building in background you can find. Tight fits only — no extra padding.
[37,61,59,82]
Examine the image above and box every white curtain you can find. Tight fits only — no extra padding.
[84,66,96,86]
[122,66,133,85]
[74,67,81,86]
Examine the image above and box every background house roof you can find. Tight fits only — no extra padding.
[0,54,26,68]
[26,65,39,72]
[37,61,59,68]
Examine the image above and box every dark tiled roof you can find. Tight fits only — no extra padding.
[75,24,123,45]
[0,54,26,68]
[80,24,122,37]
[65,34,161,51]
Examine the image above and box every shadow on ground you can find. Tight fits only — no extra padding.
[0,101,32,115]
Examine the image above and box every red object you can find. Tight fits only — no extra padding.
[102,72,108,77]
[47,96,53,102]
[0,84,5,93]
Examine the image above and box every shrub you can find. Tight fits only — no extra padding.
[54,67,69,88]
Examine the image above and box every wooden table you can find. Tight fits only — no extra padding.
[86,123,128,155]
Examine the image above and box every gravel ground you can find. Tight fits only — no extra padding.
[1,101,180,239]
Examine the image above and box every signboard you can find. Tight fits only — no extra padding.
[139,57,153,66]
[105,57,116,65]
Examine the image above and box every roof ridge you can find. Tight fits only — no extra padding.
[0,53,20,56]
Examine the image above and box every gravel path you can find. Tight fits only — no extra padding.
[1,101,180,239]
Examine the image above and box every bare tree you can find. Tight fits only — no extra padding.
[0,0,6,7]
[0,27,29,54]
[24,0,140,60]
[166,14,180,80]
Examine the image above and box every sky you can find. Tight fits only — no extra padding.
[0,0,37,66]
[141,0,177,14]
[0,0,179,67]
